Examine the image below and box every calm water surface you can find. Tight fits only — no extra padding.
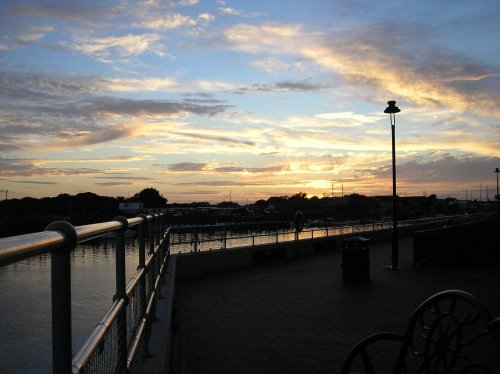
[0,239,140,373]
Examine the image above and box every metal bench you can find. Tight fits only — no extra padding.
[341,290,500,373]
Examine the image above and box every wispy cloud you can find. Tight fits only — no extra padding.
[70,33,166,59]
[224,22,500,117]
[0,72,232,151]
[0,158,103,177]
[238,80,325,93]
[170,132,255,147]
[166,162,208,171]
[11,180,58,185]
[217,7,265,18]
[134,12,214,30]
[95,181,134,186]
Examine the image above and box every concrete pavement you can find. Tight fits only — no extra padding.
[170,238,500,374]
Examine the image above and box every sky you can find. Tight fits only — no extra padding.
[0,0,499,203]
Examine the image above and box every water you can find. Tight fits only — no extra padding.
[0,239,140,373]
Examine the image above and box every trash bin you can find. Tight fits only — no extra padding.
[341,237,370,281]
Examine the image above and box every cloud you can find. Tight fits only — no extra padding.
[224,22,500,117]
[370,155,500,185]
[134,12,214,30]
[10,180,58,185]
[86,97,230,117]
[175,180,275,187]
[239,81,325,93]
[95,181,134,186]
[0,72,232,151]
[167,162,208,171]
[7,2,107,22]
[70,33,166,58]
[171,132,255,146]
[213,165,288,173]
[165,162,288,174]
[314,112,381,127]
[93,175,155,180]
[35,155,153,165]
[0,158,103,177]
[167,190,220,195]
[0,24,54,49]
[97,77,179,92]
[218,7,265,18]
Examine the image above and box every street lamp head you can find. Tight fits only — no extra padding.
[495,168,500,173]
[384,100,401,114]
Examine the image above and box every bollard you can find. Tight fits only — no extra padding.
[45,221,77,374]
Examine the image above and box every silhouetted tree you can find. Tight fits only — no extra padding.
[132,188,167,208]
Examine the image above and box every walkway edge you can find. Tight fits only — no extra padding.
[142,256,176,374]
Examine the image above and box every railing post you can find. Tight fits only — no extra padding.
[155,213,161,247]
[137,215,147,319]
[113,216,129,373]
[45,221,77,374]
[147,215,155,299]
[148,214,155,255]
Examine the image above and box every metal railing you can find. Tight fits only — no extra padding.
[0,213,170,374]
[169,213,487,253]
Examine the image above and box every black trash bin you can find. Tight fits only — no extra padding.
[341,237,370,282]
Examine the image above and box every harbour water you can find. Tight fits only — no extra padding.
[0,239,140,373]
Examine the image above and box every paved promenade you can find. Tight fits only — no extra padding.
[171,238,500,374]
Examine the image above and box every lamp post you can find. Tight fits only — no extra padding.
[384,100,401,270]
[495,167,499,217]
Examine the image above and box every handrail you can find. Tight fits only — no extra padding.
[168,213,488,253]
[0,215,154,266]
[0,231,65,264]
[0,212,170,374]
[71,298,126,371]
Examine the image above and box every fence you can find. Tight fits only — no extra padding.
[0,213,170,374]
[169,213,487,253]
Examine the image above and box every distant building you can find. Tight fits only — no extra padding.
[119,202,144,215]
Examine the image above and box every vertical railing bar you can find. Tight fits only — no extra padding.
[113,216,128,373]
[137,215,147,319]
[148,215,155,255]
[156,214,161,247]
[45,221,77,374]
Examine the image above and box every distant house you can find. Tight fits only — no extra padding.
[119,202,144,215]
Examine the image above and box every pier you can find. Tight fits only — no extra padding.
[0,213,498,373]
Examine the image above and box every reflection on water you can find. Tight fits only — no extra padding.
[0,239,140,373]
